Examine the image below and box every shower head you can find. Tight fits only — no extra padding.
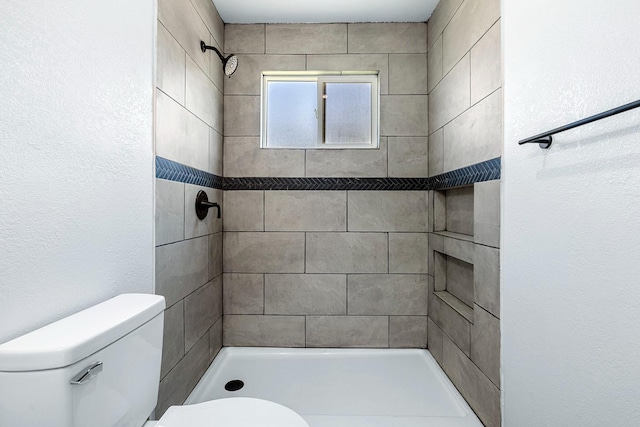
[200,41,238,77]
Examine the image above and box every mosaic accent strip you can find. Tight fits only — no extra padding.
[156,157,223,189]
[156,157,500,191]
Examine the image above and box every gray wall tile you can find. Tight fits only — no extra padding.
[224,232,305,273]
[443,89,502,172]
[427,0,464,49]
[429,290,471,356]
[445,186,474,235]
[186,57,223,131]
[388,137,429,178]
[207,34,225,91]
[306,316,389,348]
[307,54,390,94]
[225,24,265,54]
[305,138,388,177]
[224,96,260,136]
[428,318,444,365]
[348,274,428,315]
[223,191,264,231]
[428,128,444,177]
[428,53,470,131]
[433,191,447,232]
[474,244,500,318]
[442,0,500,75]
[209,129,223,176]
[224,315,305,347]
[446,256,474,308]
[389,233,429,274]
[156,90,209,171]
[265,191,347,231]
[306,232,388,273]
[381,95,429,136]
[470,21,501,105]
[389,54,428,95]
[443,235,475,264]
[224,54,306,95]
[208,232,223,280]
[348,23,427,53]
[474,180,500,248]
[184,185,221,239]
[223,273,264,314]
[266,24,347,54]
[190,0,224,47]
[160,301,184,379]
[156,237,209,307]
[427,34,443,93]
[225,137,305,177]
[157,23,186,104]
[184,277,222,351]
[471,305,500,387]
[348,191,429,232]
[156,178,184,246]
[390,316,428,348]
[265,274,346,315]
[209,317,222,362]
[442,335,501,427]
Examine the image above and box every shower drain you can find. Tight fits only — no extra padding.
[224,379,245,392]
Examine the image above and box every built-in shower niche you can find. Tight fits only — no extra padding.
[433,186,474,238]
[433,252,474,322]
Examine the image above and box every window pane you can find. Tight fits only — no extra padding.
[324,83,371,144]
[266,81,317,148]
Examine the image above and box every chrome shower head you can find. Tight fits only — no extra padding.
[200,41,238,78]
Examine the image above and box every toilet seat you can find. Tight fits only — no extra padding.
[155,397,310,427]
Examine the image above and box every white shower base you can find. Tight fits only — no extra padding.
[185,348,482,427]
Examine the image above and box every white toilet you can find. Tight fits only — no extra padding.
[0,294,308,427]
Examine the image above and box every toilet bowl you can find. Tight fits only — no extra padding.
[156,397,309,427]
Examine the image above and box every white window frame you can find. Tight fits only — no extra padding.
[261,71,380,149]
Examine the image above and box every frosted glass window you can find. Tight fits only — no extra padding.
[266,81,317,148]
[324,83,372,144]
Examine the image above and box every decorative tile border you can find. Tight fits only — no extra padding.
[156,157,500,191]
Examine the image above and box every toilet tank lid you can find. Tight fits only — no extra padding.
[0,294,165,372]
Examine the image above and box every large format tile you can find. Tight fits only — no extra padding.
[225,137,305,177]
[471,305,500,387]
[446,256,474,308]
[184,185,221,239]
[348,191,429,232]
[224,55,306,95]
[210,318,222,362]
[348,23,427,53]
[160,301,184,379]
[443,89,502,172]
[307,54,389,94]
[389,54,428,95]
[156,178,184,246]
[190,0,224,47]
[155,237,209,307]
[306,316,389,348]
[223,273,264,314]
[156,90,209,171]
[223,315,305,347]
[429,290,471,355]
[427,34,443,94]
[390,316,428,348]
[265,274,347,315]
[348,274,428,315]
[223,232,305,273]
[388,137,429,178]
[442,335,501,427]
[223,191,264,231]
[225,24,265,54]
[156,333,209,417]
[428,54,470,131]
[306,233,388,273]
[305,138,387,177]
[427,318,444,365]
[206,34,224,91]
[186,57,223,131]
[427,0,464,49]
[443,235,474,264]
[428,128,444,177]
[470,21,501,105]
[442,0,501,74]
[474,180,500,248]
[224,96,260,136]
[208,232,223,280]
[265,191,346,231]
[184,277,222,351]
[445,186,474,236]
[389,233,429,274]
[474,244,500,318]
[266,24,347,54]
[209,129,223,176]
[380,95,429,136]
[157,23,186,104]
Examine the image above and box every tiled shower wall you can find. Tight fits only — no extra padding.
[426,0,502,426]
[154,0,225,417]
[222,23,431,348]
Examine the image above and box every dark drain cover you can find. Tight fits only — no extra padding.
[224,380,244,392]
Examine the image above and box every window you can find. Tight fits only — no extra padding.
[261,71,379,149]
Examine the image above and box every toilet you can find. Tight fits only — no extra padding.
[0,294,309,427]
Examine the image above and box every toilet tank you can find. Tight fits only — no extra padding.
[0,294,165,427]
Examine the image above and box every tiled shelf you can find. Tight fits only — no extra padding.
[434,290,473,323]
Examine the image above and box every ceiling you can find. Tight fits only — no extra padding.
[213,0,439,24]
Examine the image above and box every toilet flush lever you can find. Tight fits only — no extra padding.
[70,361,103,385]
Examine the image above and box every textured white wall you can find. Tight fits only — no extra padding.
[502,0,640,424]
[0,0,155,343]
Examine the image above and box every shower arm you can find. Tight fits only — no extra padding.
[200,41,225,61]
